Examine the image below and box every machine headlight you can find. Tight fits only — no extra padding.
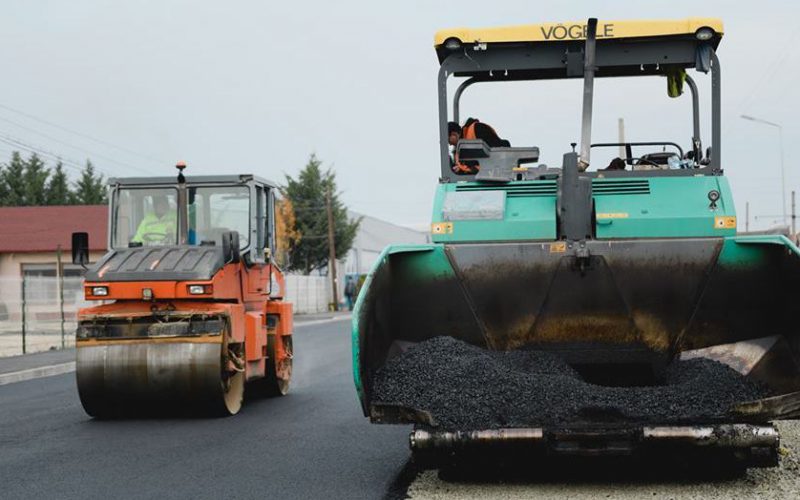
[695,27,714,41]
[188,284,212,295]
[91,286,109,296]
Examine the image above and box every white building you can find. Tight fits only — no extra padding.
[341,210,430,276]
[287,211,429,311]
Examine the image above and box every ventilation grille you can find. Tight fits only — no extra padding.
[455,181,557,198]
[454,179,650,197]
[592,179,650,195]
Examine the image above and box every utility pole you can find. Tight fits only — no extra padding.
[745,201,750,233]
[792,190,797,237]
[325,185,339,311]
[618,118,626,159]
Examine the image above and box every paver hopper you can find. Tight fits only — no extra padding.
[353,18,800,467]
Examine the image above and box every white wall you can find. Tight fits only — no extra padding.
[283,274,330,314]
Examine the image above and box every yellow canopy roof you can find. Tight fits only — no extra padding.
[434,18,723,47]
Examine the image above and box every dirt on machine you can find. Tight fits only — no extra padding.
[72,164,293,417]
[353,18,800,469]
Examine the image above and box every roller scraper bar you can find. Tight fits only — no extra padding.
[410,424,779,468]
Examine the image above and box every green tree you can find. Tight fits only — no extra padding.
[72,160,107,205]
[0,162,7,205]
[46,161,72,205]
[283,154,360,274]
[1,152,27,206]
[22,153,49,206]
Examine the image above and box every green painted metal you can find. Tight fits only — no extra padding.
[351,244,441,401]
[431,181,557,243]
[387,244,455,279]
[355,174,743,406]
[352,156,800,421]
[710,234,800,272]
[733,234,800,257]
[594,176,736,238]
[717,237,775,269]
[430,176,737,243]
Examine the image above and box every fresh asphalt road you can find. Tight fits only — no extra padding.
[0,318,411,500]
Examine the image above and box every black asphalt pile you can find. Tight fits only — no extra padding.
[372,336,769,430]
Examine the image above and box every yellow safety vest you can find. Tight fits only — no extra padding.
[132,213,177,244]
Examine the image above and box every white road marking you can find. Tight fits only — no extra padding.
[0,362,76,386]
[294,314,352,328]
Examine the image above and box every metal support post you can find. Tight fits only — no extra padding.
[578,18,598,171]
[21,276,26,354]
[57,246,65,349]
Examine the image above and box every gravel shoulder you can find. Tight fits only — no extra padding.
[407,420,800,500]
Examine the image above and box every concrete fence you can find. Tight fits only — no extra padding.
[0,276,86,357]
[0,274,332,357]
[284,274,331,314]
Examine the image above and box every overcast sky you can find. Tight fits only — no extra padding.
[0,1,797,230]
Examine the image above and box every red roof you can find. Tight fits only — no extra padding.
[0,205,107,253]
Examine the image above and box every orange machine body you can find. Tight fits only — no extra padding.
[79,260,291,382]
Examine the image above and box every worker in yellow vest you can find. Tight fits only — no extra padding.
[132,195,177,245]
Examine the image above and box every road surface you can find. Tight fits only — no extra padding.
[1,317,798,499]
[0,317,411,500]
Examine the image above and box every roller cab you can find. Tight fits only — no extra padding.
[74,168,293,417]
[353,18,800,468]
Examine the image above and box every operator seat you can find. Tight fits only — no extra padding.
[634,152,675,170]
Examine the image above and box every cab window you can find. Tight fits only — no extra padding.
[112,188,178,248]
[188,186,250,249]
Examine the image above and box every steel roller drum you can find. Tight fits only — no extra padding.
[76,338,243,417]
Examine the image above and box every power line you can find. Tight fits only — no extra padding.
[0,134,85,169]
[0,115,159,176]
[0,133,110,177]
[736,31,800,113]
[720,30,800,141]
[0,137,82,173]
[0,102,167,167]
